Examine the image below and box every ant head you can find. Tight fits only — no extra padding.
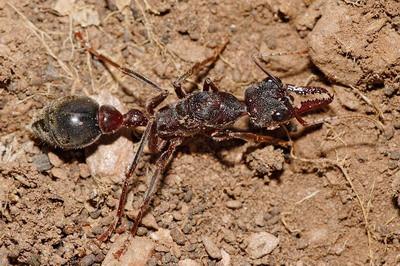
[32,96,102,149]
[245,77,294,130]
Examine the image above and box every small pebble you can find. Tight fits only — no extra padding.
[80,254,96,266]
[202,236,222,260]
[94,254,105,263]
[394,120,400,129]
[32,153,52,171]
[48,152,63,167]
[389,151,400,160]
[184,190,193,203]
[91,225,104,236]
[222,229,236,243]
[137,227,148,236]
[383,125,395,140]
[51,167,68,179]
[254,213,265,227]
[178,258,201,266]
[220,249,231,266]
[102,235,155,265]
[171,228,186,245]
[89,210,101,219]
[172,211,183,221]
[79,163,91,178]
[246,232,279,259]
[142,213,159,230]
[226,200,242,209]
[182,223,192,234]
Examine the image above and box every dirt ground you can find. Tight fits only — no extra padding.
[1,0,400,265]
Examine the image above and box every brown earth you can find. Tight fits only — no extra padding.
[1,0,400,265]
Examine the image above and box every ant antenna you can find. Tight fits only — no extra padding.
[251,54,283,87]
[75,32,164,92]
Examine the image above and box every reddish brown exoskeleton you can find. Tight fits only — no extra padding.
[32,32,333,257]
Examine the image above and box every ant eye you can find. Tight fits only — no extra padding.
[271,110,287,121]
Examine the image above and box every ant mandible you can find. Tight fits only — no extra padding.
[32,32,333,257]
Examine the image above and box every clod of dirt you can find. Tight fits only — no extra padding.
[246,232,279,259]
[308,0,400,86]
[102,235,155,265]
[202,236,222,260]
[245,146,284,177]
[85,91,134,183]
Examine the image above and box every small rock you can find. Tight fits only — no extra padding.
[171,228,186,245]
[202,236,222,260]
[137,227,148,236]
[222,229,236,243]
[150,228,173,245]
[80,254,96,266]
[32,153,52,171]
[142,213,159,230]
[183,190,193,203]
[48,152,63,167]
[226,200,242,209]
[389,151,400,160]
[79,163,91,178]
[383,125,395,140]
[154,244,169,252]
[86,91,134,182]
[220,249,231,266]
[182,223,192,234]
[254,213,265,227]
[246,232,279,259]
[172,211,183,221]
[394,120,400,129]
[178,259,201,266]
[89,210,101,219]
[102,235,155,265]
[51,167,68,179]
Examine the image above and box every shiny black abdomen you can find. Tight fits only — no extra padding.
[32,96,101,149]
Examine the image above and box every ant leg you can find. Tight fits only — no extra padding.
[148,123,167,153]
[212,131,289,147]
[75,32,164,92]
[172,40,229,98]
[97,121,154,242]
[146,90,169,115]
[203,78,219,92]
[114,137,183,258]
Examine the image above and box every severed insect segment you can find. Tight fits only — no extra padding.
[32,33,333,258]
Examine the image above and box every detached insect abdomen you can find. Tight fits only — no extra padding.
[155,91,246,138]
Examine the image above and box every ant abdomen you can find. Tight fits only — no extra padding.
[32,96,148,149]
[32,96,102,149]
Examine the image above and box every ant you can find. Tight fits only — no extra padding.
[32,32,333,257]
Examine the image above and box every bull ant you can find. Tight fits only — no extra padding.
[32,32,333,257]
